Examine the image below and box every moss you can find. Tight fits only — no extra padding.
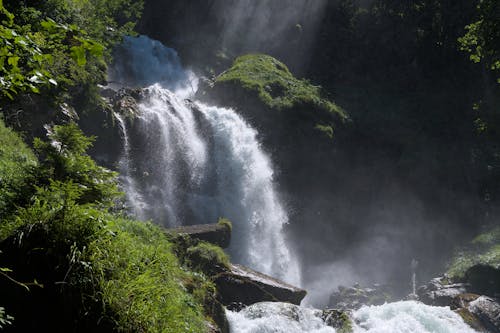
[186,242,230,275]
[447,226,500,280]
[217,217,233,232]
[315,124,335,139]
[216,54,347,119]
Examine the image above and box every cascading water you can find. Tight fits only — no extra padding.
[226,301,479,333]
[111,35,300,285]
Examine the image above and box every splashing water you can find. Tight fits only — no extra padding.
[226,301,479,333]
[226,302,335,333]
[352,301,478,333]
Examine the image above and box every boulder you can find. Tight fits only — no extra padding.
[465,265,500,298]
[168,223,231,248]
[417,276,469,306]
[328,283,394,310]
[215,264,306,306]
[468,296,500,333]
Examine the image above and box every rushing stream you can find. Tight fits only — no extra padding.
[110,35,479,333]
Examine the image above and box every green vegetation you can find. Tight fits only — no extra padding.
[0,123,214,332]
[186,242,230,275]
[0,0,143,121]
[459,0,500,83]
[217,217,233,232]
[217,54,346,118]
[447,226,500,280]
[91,218,208,333]
[0,118,37,223]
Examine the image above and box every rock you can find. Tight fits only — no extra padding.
[456,308,490,332]
[321,309,353,333]
[168,223,231,248]
[450,293,481,310]
[328,284,394,310]
[468,296,500,333]
[417,276,469,306]
[465,265,500,298]
[214,264,307,306]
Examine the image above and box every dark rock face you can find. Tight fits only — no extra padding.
[328,283,395,310]
[465,265,500,298]
[215,264,307,306]
[168,223,231,248]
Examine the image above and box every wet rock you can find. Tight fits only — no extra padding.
[468,296,500,333]
[321,309,353,333]
[215,264,307,306]
[328,283,394,310]
[168,223,231,248]
[417,276,469,306]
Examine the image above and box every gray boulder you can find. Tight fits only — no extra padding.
[215,264,306,306]
[468,296,500,333]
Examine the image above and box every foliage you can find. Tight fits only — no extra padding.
[217,217,233,232]
[186,242,230,275]
[0,307,13,329]
[0,118,37,224]
[33,123,121,206]
[447,226,500,279]
[0,123,212,332]
[459,0,500,83]
[217,54,346,118]
[90,218,208,333]
[0,1,56,99]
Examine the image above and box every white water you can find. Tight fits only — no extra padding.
[226,301,478,333]
[112,35,300,285]
[227,302,335,333]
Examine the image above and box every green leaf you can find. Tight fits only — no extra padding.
[70,46,86,66]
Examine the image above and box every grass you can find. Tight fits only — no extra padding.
[216,54,347,119]
[90,218,209,333]
[446,226,500,280]
[0,118,37,227]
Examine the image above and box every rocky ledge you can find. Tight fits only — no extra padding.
[168,222,231,248]
[215,264,307,307]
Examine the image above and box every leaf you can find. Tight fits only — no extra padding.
[48,78,58,86]
[70,46,86,66]
[7,56,18,67]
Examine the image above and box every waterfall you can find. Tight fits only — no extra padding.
[112,36,300,285]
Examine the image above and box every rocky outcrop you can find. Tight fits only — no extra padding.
[418,274,500,333]
[417,276,470,306]
[168,223,231,248]
[328,283,395,310]
[215,264,307,306]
